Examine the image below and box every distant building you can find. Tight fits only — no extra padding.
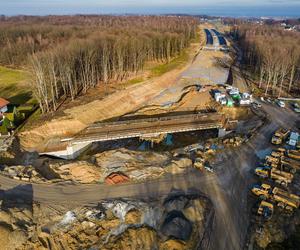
[0,98,9,113]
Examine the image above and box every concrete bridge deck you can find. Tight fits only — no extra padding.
[40,112,226,159]
[71,113,226,144]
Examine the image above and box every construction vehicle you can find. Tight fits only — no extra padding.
[271,128,290,145]
[255,167,293,186]
[257,201,274,220]
[287,150,300,160]
[276,162,296,174]
[273,187,300,211]
[264,160,297,174]
[265,155,280,165]
[252,183,272,199]
[252,183,300,211]
[271,150,284,158]
[265,152,299,174]
[281,156,300,169]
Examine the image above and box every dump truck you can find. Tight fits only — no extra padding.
[265,150,300,173]
[257,201,274,220]
[252,183,300,211]
[255,167,293,186]
[276,162,296,174]
[271,128,290,145]
[287,150,300,160]
[281,156,300,169]
[271,168,293,186]
[264,160,297,174]
[272,187,300,211]
[271,150,285,158]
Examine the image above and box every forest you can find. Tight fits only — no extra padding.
[231,24,300,97]
[0,15,198,113]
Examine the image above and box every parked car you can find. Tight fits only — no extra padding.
[293,102,300,109]
[277,100,285,108]
[294,108,300,113]
[205,165,214,173]
[252,102,262,108]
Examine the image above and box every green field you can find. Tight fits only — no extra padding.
[0,66,33,104]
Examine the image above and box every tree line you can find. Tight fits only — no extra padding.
[231,24,300,96]
[0,16,198,113]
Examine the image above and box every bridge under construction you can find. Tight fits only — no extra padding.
[41,112,228,159]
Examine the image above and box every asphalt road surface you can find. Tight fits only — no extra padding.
[0,102,298,250]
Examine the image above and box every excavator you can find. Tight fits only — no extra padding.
[271,128,290,145]
[252,183,300,211]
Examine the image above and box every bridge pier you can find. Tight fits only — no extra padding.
[218,128,227,138]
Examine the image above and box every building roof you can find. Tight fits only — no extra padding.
[0,98,9,108]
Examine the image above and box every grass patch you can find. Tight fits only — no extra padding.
[0,66,34,104]
[122,77,144,87]
[150,50,189,77]
[18,108,42,132]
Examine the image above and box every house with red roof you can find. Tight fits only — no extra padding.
[0,98,9,113]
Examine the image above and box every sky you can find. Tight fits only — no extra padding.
[1,0,300,17]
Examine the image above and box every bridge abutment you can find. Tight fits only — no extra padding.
[40,142,92,160]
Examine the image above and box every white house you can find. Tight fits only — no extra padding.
[0,98,9,113]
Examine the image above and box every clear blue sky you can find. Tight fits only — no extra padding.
[1,0,300,17]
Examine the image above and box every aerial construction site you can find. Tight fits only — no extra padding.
[0,13,300,250]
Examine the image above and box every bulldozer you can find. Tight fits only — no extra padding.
[257,201,274,220]
[252,183,300,211]
[271,128,290,145]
